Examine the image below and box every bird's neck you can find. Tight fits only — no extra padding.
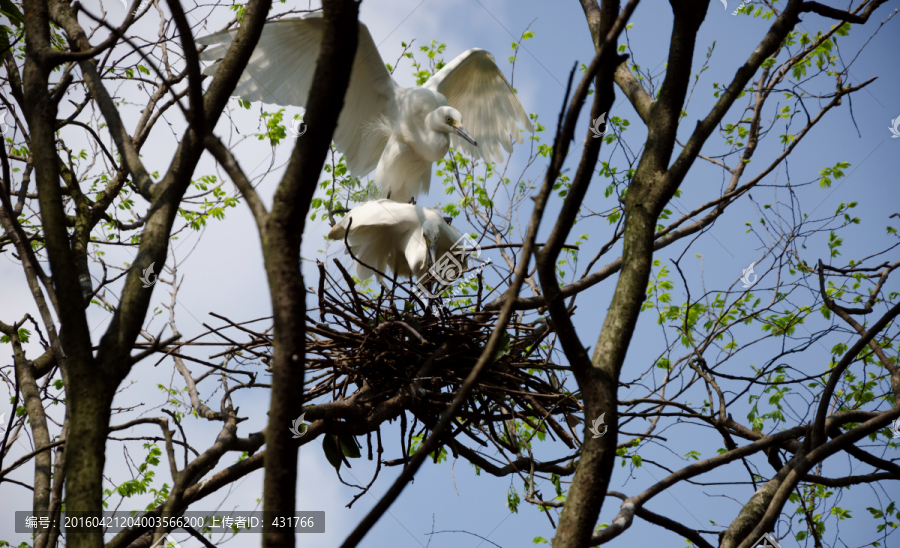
[414,130,450,162]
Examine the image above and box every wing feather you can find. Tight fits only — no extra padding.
[423,49,534,163]
[326,201,471,280]
[326,200,425,280]
[198,15,398,176]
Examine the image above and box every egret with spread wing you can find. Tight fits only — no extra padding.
[326,200,463,284]
[198,14,534,203]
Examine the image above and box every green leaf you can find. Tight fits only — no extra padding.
[339,434,361,459]
[551,473,563,497]
[507,486,520,513]
[0,328,29,344]
[322,435,342,470]
[0,25,11,56]
[490,332,511,363]
[0,0,24,26]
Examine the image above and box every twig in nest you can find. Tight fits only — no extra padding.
[371,321,428,344]
[333,258,367,319]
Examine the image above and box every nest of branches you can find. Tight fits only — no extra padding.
[290,256,584,450]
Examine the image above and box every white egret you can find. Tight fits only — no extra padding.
[198,14,534,203]
[326,199,464,283]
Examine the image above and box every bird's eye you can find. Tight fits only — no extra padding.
[446,116,452,124]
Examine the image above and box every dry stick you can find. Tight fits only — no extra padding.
[208,312,272,341]
[476,272,484,312]
[346,427,384,509]
[399,411,408,467]
[479,242,579,251]
[374,285,386,327]
[200,323,267,359]
[316,261,327,322]
[371,321,428,344]
[0,355,20,467]
[337,55,580,548]
[333,258,367,318]
[0,439,67,478]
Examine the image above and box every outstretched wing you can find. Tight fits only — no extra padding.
[423,48,534,163]
[198,14,399,176]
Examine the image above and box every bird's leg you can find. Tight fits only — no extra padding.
[386,190,392,200]
[423,276,438,316]
[407,196,416,205]
[388,255,401,317]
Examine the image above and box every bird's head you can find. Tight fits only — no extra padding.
[431,106,477,146]
[422,219,441,270]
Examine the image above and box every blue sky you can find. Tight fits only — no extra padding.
[1,0,899,546]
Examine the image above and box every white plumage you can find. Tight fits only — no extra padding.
[197,14,534,203]
[326,200,464,282]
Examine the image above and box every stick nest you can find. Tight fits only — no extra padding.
[296,259,582,439]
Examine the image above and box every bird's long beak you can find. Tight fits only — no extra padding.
[454,125,477,146]
[426,244,438,270]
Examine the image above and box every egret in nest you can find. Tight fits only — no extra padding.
[327,200,466,286]
[198,14,534,203]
